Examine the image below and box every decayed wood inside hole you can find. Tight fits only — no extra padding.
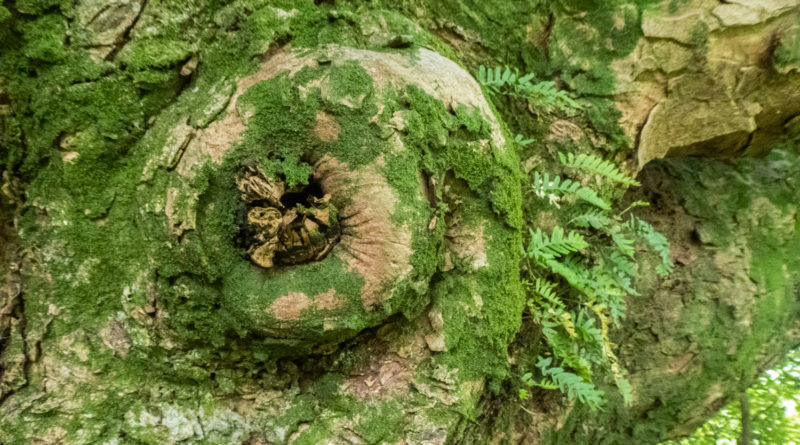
[236,165,339,268]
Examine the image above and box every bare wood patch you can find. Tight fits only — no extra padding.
[314,111,340,142]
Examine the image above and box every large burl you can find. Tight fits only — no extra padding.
[136,44,523,361]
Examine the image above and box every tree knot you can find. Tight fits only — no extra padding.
[236,165,339,268]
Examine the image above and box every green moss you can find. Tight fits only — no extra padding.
[0,107,24,172]
[21,14,67,62]
[369,86,523,384]
[774,26,800,72]
[393,0,651,160]
[143,48,522,365]
[548,5,639,94]
[0,6,11,23]
[244,6,293,53]
[0,2,296,439]
[112,41,520,440]
[379,0,545,67]
[583,97,631,152]
[119,39,194,70]
[355,402,405,443]
[14,0,61,15]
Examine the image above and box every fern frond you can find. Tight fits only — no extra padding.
[574,310,603,346]
[609,225,635,258]
[524,81,581,111]
[544,256,593,296]
[575,186,611,210]
[586,269,628,324]
[559,152,640,186]
[570,209,611,229]
[528,278,564,312]
[534,278,558,300]
[526,227,588,262]
[477,65,581,112]
[536,357,604,410]
[533,379,560,390]
[531,172,610,210]
[584,303,633,406]
[532,172,580,195]
[628,215,673,276]
[604,249,636,278]
[528,279,570,328]
[515,134,535,147]
[600,249,638,295]
[518,148,673,412]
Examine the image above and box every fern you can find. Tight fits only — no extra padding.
[628,215,674,276]
[604,249,636,277]
[608,225,635,258]
[535,357,605,410]
[520,137,671,410]
[574,187,611,210]
[528,278,564,311]
[586,301,633,406]
[533,278,559,301]
[559,152,640,186]
[601,249,638,295]
[477,65,581,113]
[527,227,588,262]
[515,134,535,147]
[570,209,611,229]
[527,258,633,407]
[573,311,604,347]
[521,371,557,390]
[532,172,576,196]
[532,172,610,210]
[586,277,627,326]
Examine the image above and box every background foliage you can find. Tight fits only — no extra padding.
[667,348,800,444]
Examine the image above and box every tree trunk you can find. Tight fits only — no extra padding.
[738,392,752,445]
[1,0,799,443]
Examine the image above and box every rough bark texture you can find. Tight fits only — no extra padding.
[0,0,799,443]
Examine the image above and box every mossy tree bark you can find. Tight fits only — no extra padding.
[1,0,799,443]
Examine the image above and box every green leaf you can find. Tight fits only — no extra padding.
[570,209,611,229]
[527,227,588,262]
[609,226,635,258]
[535,357,605,410]
[515,134,535,147]
[475,65,581,113]
[628,215,673,276]
[531,172,609,209]
[559,152,640,186]
[575,186,611,210]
